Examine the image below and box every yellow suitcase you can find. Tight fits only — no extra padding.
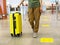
[10,12,22,37]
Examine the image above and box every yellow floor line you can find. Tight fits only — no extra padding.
[41,24,50,27]
[40,38,54,43]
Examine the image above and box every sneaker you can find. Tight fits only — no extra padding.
[33,32,38,38]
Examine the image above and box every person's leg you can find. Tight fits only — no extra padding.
[32,7,40,38]
[34,7,40,33]
[28,8,34,30]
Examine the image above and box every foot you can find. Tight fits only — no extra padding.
[33,32,38,38]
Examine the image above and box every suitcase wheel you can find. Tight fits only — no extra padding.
[14,35,17,37]
[11,34,13,37]
[17,32,22,37]
[17,34,20,37]
[20,32,22,36]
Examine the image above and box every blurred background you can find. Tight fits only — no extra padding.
[0,0,60,45]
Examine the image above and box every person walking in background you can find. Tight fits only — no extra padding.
[18,0,42,38]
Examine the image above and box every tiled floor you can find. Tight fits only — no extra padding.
[0,11,60,45]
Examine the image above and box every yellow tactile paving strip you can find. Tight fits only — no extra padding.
[40,38,54,43]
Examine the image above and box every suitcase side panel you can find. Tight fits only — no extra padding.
[20,14,22,33]
[10,14,14,34]
[14,13,22,34]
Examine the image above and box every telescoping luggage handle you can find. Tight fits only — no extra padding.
[10,5,21,14]
[15,6,20,13]
[14,6,21,15]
